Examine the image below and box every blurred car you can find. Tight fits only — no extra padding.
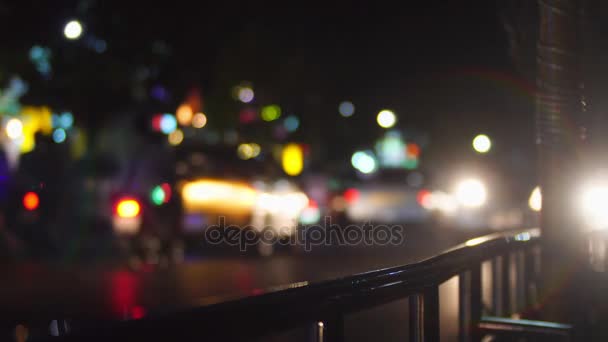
[328,169,429,225]
[175,145,309,256]
[344,185,428,224]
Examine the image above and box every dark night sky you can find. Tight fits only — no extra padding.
[0,0,537,190]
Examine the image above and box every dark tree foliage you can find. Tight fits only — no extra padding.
[498,0,539,82]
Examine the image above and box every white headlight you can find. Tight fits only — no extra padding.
[455,179,487,208]
[581,184,608,230]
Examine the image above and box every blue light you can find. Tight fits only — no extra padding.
[29,46,44,60]
[52,114,60,128]
[53,128,67,143]
[94,39,107,53]
[29,46,52,76]
[339,101,355,117]
[284,115,300,132]
[160,114,177,134]
[60,112,74,128]
[151,85,169,102]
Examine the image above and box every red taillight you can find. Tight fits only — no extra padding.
[131,306,146,319]
[417,189,431,207]
[160,183,172,203]
[115,198,141,218]
[308,199,318,209]
[343,188,360,204]
[23,192,40,211]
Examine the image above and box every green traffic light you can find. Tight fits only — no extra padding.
[151,185,165,206]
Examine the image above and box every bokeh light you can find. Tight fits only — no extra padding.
[237,143,261,160]
[377,110,396,128]
[407,143,420,158]
[64,20,83,40]
[472,134,492,153]
[239,108,257,124]
[250,143,261,158]
[529,186,542,212]
[192,113,207,128]
[23,192,40,211]
[351,150,378,174]
[343,188,360,203]
[168,129,184,146]
[238,87,255,103]
[282,143,304,176]
[261,105,281,122]
[176,104,193,125]
[150,186,166,206]
[160,114,177,134]
[339,101,355,117]
[299,201,321,225]
[238,143,253,160]
[580,184,608,229]
[455,179,487,208]
[115,198,141,218]
[94,39,107,53]
[6,118,23,139]
[59,112,74,129]
[151,114,162,131]
[161,183,172,203]
[284,115,300,132]
[52,128,67,143]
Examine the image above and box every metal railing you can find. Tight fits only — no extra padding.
[51,227,572,341]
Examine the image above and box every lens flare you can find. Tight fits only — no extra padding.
[455,179,487,208]
[581,184,608,229]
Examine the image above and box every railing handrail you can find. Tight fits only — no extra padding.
[54,228,541,341]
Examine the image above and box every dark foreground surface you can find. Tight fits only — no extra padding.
[0,224,489,341]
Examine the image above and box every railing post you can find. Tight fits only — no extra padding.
[409,286,440,342]
[459,271,470,342]
[409,293,424,342]
[459,265,482,342]
[515,250,526,313]
[501,254,511,316]
[524,246,540,315]
[491,255,511,316]
[312,322,324,342]
[471,265,482,342]
[320,316,344,342]
[492,257,501,315]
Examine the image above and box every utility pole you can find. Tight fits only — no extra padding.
[536,0,588,326]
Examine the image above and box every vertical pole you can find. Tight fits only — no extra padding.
[459,271,471,342]
[492,257,502,315]
[471,265,482,342]
[323,315,344,342]
[537,0,587,323]
[459,265,482,342]
[423,286,440,341]
[502,254,511,316]
[409,286,440,342]
[409,294,424,342]
[516,250,526,313]
[312,321,324,342]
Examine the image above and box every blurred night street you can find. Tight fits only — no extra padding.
[6,0,608,341]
